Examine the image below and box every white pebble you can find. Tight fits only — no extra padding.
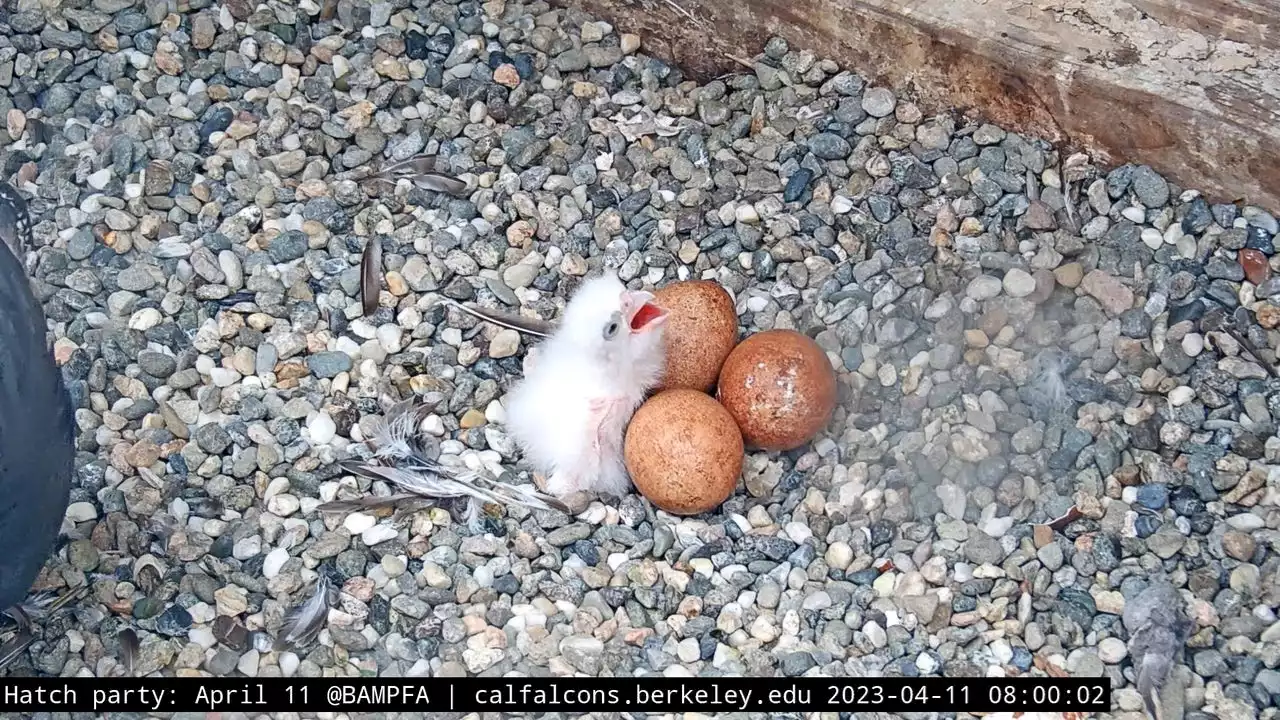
[675,637,701,663]
[421,414,445,436]
[1175,235,1197,259]
[87,169,113,190]
[189,627,217,649]
[376,324,404,353]
[690,558,714,577]
[1121,206,1147,223]
[1226,513,1265,532]
[783,522,813,544]
[170,497,190,523]
[490,329,521,358]
[279,652,300,677]
[863,621,887,647]
[1140,227,1164,250]
[485,400,506,424]
[990,638,1014,664]
[308,412,337,445]
[1098,637,1128,663]
[877,362,897,387]
[188,602,216,623]
[966,275,1003,301]
[362,524,398,545]
[981,516,1014,538]
[825,542,853,570]
[1181,333,1204,356]
[65,501,98,522]
[266,493,300,517]
[128,308,162,330]
[1168,386,1195,406]
[1002,268,1036,298]
[344,512,376,534]
[232,536,261,560]
[237,649,260,676]
[209,367,241,387]
[263,548,290,578]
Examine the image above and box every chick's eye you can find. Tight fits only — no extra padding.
[602,316,621,339]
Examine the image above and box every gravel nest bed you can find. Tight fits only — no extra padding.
[1,1,1278,719]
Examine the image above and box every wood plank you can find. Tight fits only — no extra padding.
[557,0,1280,211]
[1129,0,1279,46]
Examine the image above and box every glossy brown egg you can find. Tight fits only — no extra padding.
[624,389,743,515]
[653,280,739,393]
[716,329,837,451]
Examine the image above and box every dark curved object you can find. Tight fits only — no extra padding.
[0,182,33,258]
[0,182,74,611]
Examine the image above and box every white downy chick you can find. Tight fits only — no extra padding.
[504,271,668,497]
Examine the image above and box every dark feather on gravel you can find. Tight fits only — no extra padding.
[1124,581,1193,720]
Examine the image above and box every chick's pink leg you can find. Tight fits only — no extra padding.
[544,398,612,497]
[589,396,633,496]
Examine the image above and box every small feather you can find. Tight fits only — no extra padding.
[15,585,87,622]
[188,496,225,517]
[361,237,382,316]
[337,401,573,529]
[315,493,422,514]
[1022,348,1078,420]
[347,458,572,517]
[380,154,441,175]
[1061,175,1079,232]
[367,401,427,460]
[117,628,139,676]
[274,576,332,652]
[373,155,467,196]
[1124,581,1192,720]
[443,299,555,338]
[27,120,48,145]
[0,633,33,672]
[217,290,257,308]
[408,173,469,195]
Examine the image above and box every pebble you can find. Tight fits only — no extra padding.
[262,548,289,579]
[1002,269,1036,298]
[490,330,521,359]
[1081,270,1135,315]
[308,412,337,445]
[862,87,896,117]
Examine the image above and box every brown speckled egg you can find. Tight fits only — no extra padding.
[624,389,743,515]
[716,329,837,451]
[653,280,739,393]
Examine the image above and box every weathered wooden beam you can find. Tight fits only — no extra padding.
[556,0,1280,211]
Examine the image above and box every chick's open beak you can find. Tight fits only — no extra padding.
[622,290,667,333]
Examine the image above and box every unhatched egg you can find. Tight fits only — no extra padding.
[653,280,739,392]
[716,329,837,451]
[624,389,743,515]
